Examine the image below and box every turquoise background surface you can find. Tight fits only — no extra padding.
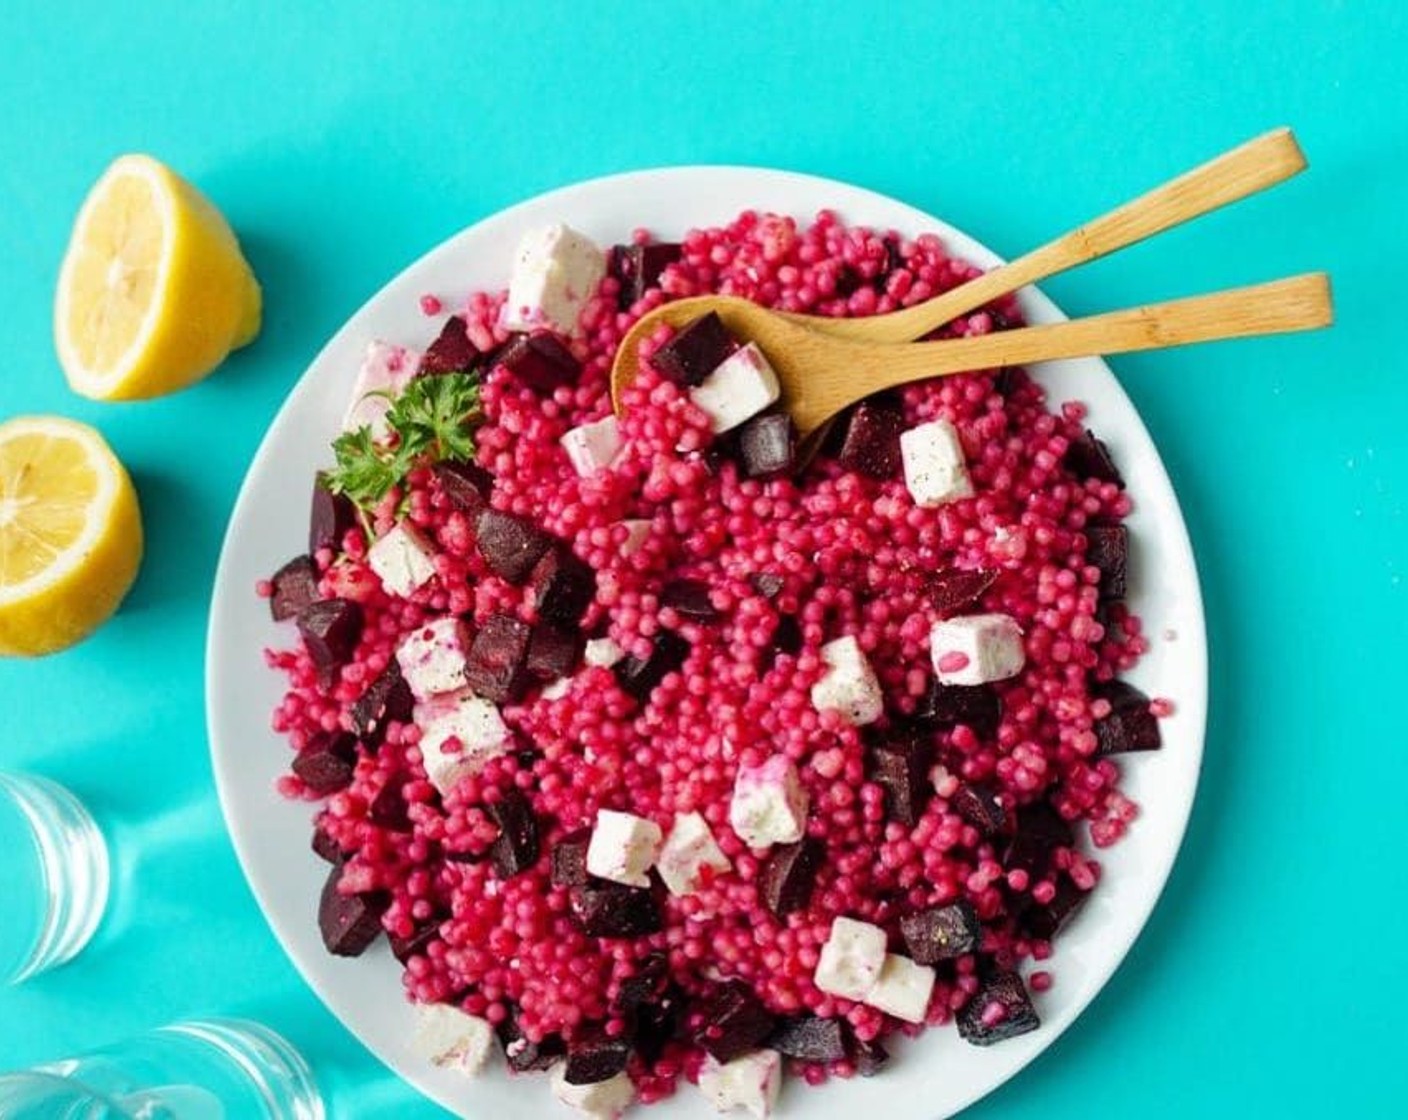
[2,1,1404,1115]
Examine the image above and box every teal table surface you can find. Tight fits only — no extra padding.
[2,1,1405,1115]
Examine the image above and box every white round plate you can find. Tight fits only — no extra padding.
[207,167,1207,1120]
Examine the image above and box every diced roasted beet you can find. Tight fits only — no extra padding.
[1019,878,1091,941]
[350,662,413,750]
[573,882,662,937]
[616,952,684,1062]
[633,243,683,298]
[1064,429,1124,488]
[901,901,982,964]
[1092,679,1161,754]
[869,730,934,826]
[749,572,785,600]
[1086,522,1128,601]
[488,790,540,879]
[696,433,730,478]
[837,398,905,478]
[312,820,343,864]
[530,546,597,626]
[417,315,477,375]
[660,578,720,622]
[564,1025,632,1085]
[552,830,591,888]
[759,837,823,917]
[834,265,863,297]
[770,615,802,657]
[497,1004,566,1072]
[618,953,671,1010]
[526,621,584,682]
[736,413,796,479]
[270,555,319,622]
[464,613,532,703]
[652,312,737,387]
[853,1036,890,1076]
[309,476,355,555]
[957,971,1040,1046]
[925,567,999,616]
[292,731,357,795]
[951,782,1008,837]
[607,245,632,306]
[1093,597,1116,635]
[389,919,441,964]
[691,980,776,1064]
[881,236,906,278]
[297,598,363,677]
[912,680,1001,739]
[433,460,494,517]
[475,509,554,584]
[610,241,683,309]
[1003,803,1074,876]
[768,1016,847,1062]
[613,631,690,702]
[369,779,412,832]
[496,332,581,393]
[629,991,683,1066]
[318,868,389,957]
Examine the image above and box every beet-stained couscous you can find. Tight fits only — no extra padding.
[260,208,1164,1117]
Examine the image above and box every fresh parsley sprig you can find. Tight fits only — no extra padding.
[325,371,484,512]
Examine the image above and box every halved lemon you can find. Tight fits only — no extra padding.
[0,416,143,657]
[54,154,261,401]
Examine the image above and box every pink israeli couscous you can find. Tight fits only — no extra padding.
[259,208,1164,1115]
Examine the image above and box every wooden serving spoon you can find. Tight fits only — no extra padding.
[771,126,1307,345]
[612,275,1332,439]
[609,128,1322,437]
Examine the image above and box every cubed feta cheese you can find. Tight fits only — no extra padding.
[729,755,808,849]
[657,811,731,896]
[396,617,469,699]
[810,636,883,726]
[586,809,663,888]
[550,1063,635,1120]
[929,613,1025,685]
[864,953,937,1024]
[413,1004,495,1075]
[541,677,573,701]
[689,342,781,434]
[697,1049,782,1118]
[584,637,625,668]
[415,690,510,795]
[368,522,438,599]
[931,763,959,798]
[814,916,887,1001]
[619,519,652,557]
[900,419,972,508]
[502,223,606,335]
[343,340,419,438]
[561,415,623,478]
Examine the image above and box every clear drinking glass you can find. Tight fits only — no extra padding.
[0,1019,324,1120]
[0,771,110,984]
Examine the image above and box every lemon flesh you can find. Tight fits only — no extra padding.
[54,154,261,402]
[0,416,143,656]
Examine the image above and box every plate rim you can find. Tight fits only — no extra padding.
[206,163,1207,1120]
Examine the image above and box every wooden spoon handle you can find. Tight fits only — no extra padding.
[783,127,1307,345]
[809,273,1333,429]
